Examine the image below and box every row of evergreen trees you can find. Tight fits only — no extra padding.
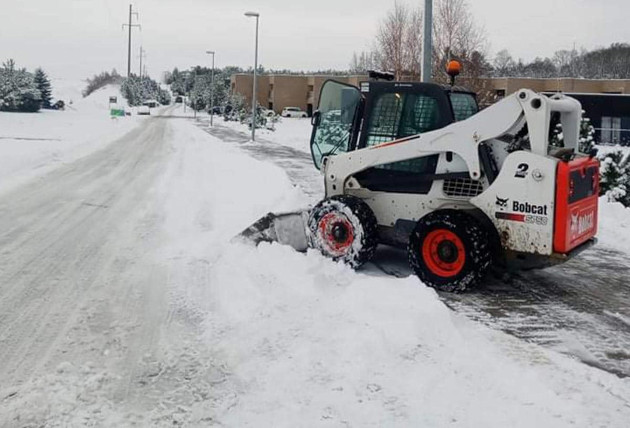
[120,75,171,107]
[165,66,240,112]
[0,59,53,112]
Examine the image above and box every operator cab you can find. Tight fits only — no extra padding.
[310,79,479,193]
[310,79,478,170]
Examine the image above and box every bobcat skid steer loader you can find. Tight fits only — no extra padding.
[240,72,599,292]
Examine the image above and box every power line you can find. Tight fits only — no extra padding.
[122,4,141,78]
[138,46,146,78]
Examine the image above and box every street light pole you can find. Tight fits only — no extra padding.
[422,0,433,83]
[206,51,215,126]
[245,11,260,142]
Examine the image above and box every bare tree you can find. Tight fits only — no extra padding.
[349,51,380,74]
[404,7,424,80]
[432,0,488,82]
[493,49,515,77]
[357,0,487,85]
[376,2,410,79]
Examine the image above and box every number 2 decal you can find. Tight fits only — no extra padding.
[515,163,529,178]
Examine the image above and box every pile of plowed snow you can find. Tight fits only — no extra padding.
[157,119,630,426]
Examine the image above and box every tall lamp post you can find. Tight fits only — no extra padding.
[206,50,215,126]
[422,0,433,83]
[245,11,260,142]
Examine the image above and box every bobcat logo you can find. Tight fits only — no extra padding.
[496,196,509,208]
[570,214,579,236]
[570,212,594,237]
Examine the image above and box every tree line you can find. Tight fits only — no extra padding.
[492,44,630,79]
[0,59,54,112]
[121,74,171,106]
[165,66,241,111]
[351,0,630,85]
[350,0,487,85]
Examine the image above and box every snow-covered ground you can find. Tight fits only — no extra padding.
[598,197,630,253]
[220,115,312,153]
[0,83,142,195]
[1,107,630,426]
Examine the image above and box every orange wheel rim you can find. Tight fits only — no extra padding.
[422,229,465,277]
[318,212,354,256]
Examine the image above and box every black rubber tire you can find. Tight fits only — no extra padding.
[408,211,491,293]
[307,195,378,268]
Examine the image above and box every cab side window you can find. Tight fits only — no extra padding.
[449,93,478,121]
[355,92,442,193]
[366,93,441,147]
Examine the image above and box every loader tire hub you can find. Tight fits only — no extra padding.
[422,229,465,278]
[319,213,354,255]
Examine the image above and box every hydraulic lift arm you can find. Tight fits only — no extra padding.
[323,89,582,197]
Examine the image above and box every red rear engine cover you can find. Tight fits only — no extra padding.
[554,157,599,254]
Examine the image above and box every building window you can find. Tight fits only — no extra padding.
[601,116,622,144]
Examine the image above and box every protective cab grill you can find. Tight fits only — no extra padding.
[443,178,484,198]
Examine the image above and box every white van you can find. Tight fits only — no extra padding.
[281,107,307,118]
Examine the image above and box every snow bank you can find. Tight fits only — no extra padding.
[598,197,630,252]
[0,83,141,194]
[157,118,630,427]
[596,143,630,158]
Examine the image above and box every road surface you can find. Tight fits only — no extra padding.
[0,110,237,426]
[199,119,630,379]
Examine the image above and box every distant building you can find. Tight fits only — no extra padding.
[231,74,630,145]
[485,78,630,145]
[230,74,367,116]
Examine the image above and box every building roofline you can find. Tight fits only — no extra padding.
[542,91,630,97]
[231,73,368,78]
[483,76,630,83]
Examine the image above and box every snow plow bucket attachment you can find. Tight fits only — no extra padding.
[236,210,310,252]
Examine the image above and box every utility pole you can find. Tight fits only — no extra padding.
[422,0,433,83]
[138,46,146,78]
[122,4,140,78]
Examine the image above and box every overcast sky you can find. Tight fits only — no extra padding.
[1,0,629,82]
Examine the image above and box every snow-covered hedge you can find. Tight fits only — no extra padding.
[0,59,42,112]
[549,111,630,207]
[599,150,630,206]
[120,75,170,106]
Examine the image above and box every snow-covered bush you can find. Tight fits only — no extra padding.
[599,150,630,206]
[223,93,246,122]
[121,75,170,106]
[0,59,42,112]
